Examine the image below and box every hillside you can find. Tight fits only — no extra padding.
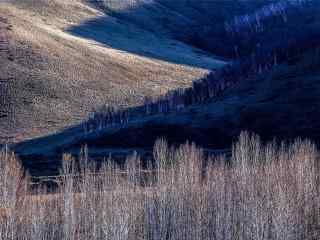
[7,0,320,176]
[3,1,320,239]
[14,49,320,176]
[0,0,225,143]
[89,0,271,56]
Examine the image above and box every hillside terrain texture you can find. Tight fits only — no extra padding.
[0,0,225,143]
[2,0,320,176]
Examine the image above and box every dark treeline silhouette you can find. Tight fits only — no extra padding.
[186,0,312,58]
[84,1,320,133]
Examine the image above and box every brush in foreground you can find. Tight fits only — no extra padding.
[0,132,319,239]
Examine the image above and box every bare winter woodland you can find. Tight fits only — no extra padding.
[1,1,320,239]
[1,133,319,239]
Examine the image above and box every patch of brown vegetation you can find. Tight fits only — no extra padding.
[0,207,9,222]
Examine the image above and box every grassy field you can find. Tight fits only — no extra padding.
[0,0,225,143]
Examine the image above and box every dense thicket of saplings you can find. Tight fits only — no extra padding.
[0,133,319,239]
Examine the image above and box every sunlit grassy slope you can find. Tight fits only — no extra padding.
[0,0,225,143]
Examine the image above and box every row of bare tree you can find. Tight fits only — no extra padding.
[0,133,319,239]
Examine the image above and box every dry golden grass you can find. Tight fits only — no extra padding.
[0,0,223,142]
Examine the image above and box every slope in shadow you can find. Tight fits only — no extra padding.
[66,1,226,69]
[13,1,320,177]
[13,51,320,177]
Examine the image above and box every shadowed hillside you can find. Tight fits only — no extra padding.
[85,0,272,58]
[0,0,225,143]
[3,0,295,143]
[6,0,320,177]
[14,49,320,176]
